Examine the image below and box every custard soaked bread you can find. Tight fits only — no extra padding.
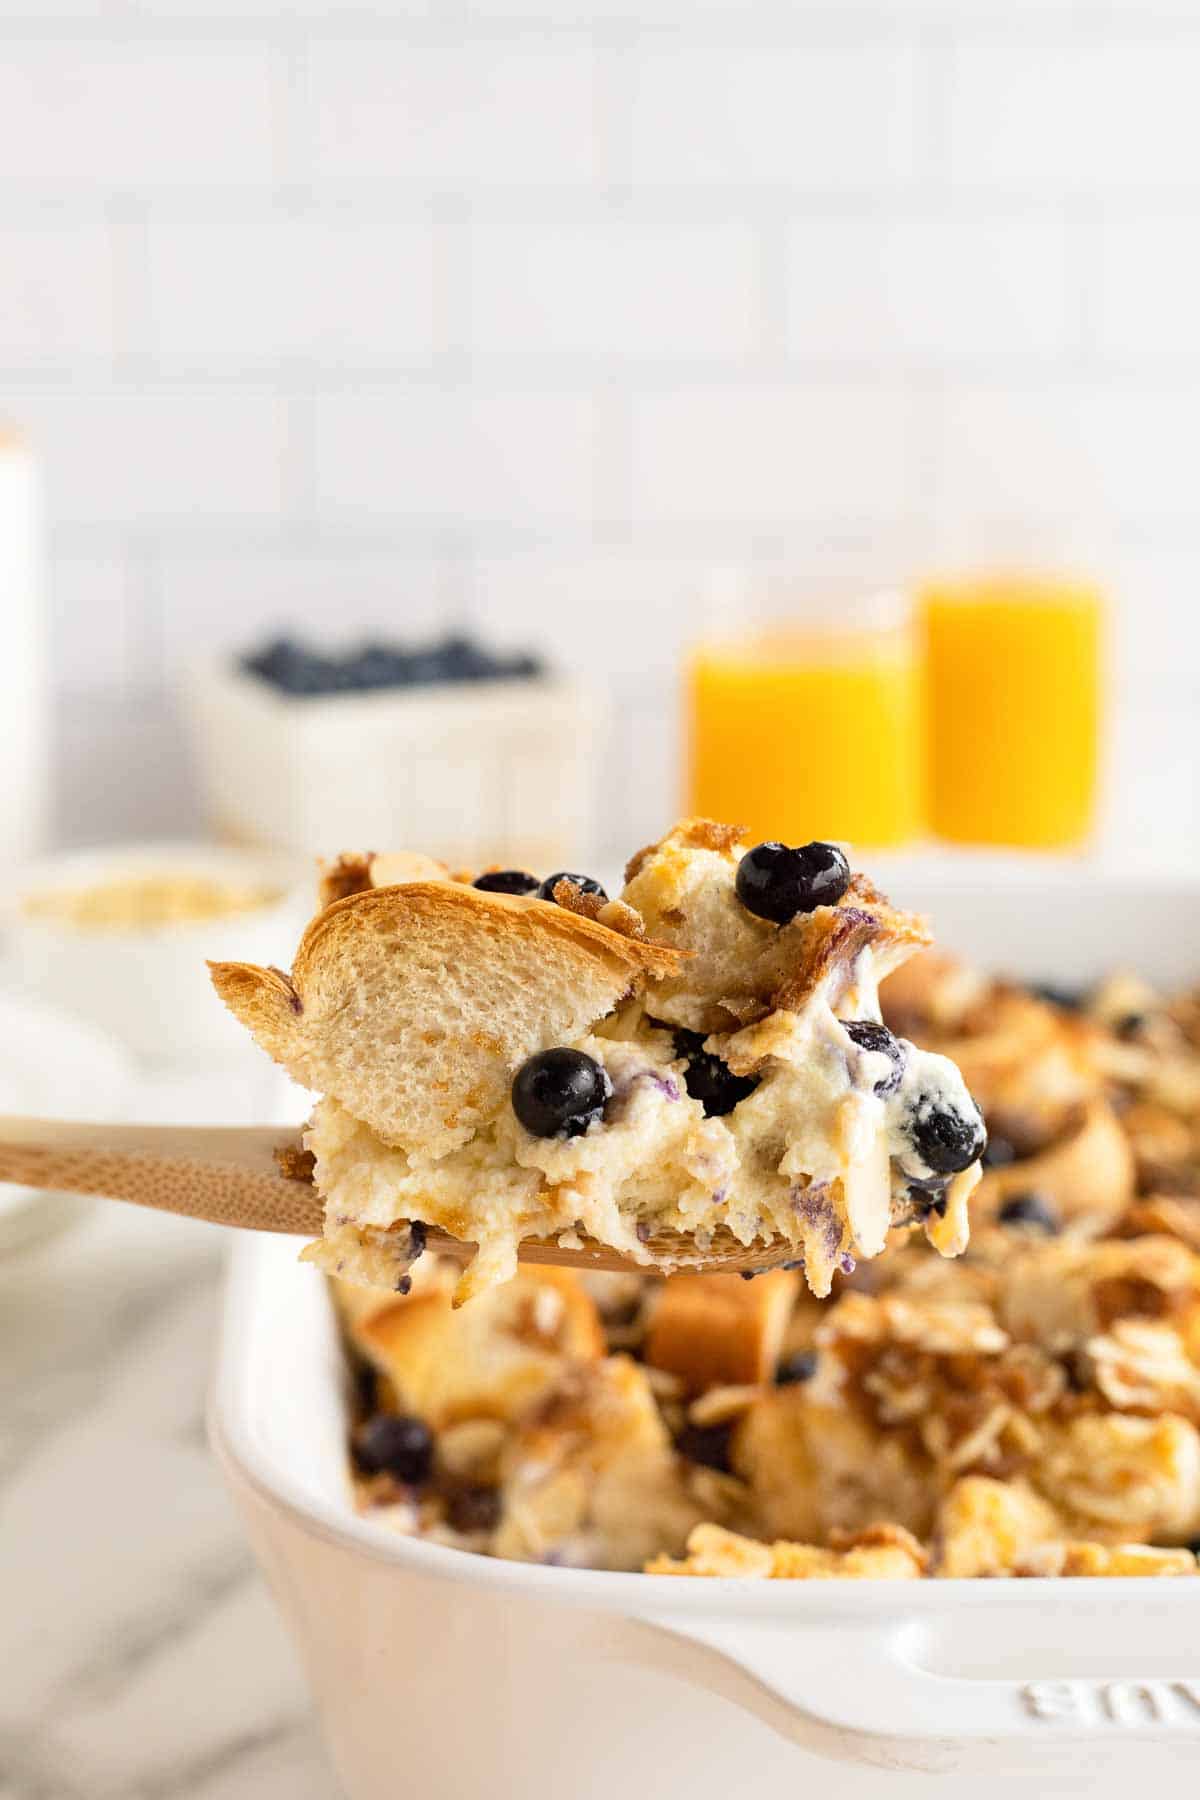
[212,819,986,1301]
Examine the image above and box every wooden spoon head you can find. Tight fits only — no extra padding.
[422,1223,798,1279]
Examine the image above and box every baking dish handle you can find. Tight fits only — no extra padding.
[632,1610,1200,1748]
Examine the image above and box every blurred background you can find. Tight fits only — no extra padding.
[2,2,1199,872]
[4,10,1200,1796]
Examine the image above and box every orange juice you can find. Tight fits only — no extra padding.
[921,574,1102,849]
[686,616,923,848]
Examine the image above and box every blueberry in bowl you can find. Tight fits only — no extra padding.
[239,632,545,698]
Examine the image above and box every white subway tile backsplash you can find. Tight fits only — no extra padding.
[947,40,1200,192]
[0,43,281,191]
[928,380,1106,549]
[18,391,290,528]
[1106,544,1200,686]
[1104,689,1200,862]
[312,387,601,528]
[628,382,917,529]
[156,550,450,672]
[143,214,437,364]
[1090,211,1200,358]
[1081,382,1200,524]
[465,548,706,681]
[48,552,144,693]
[53,687,201,848]
[930,376,1200,554]
[783,208,1073,360]
[309,42,601,189]
[0,12,1194,867]
[0,221,116,365]
[602,674,681,865]
[465,217,761,360]
[629,44,917,190]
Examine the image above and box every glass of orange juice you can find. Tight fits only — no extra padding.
[686,594,923,849]
[921,572,1103,850]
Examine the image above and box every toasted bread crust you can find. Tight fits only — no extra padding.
[317,852,376,909]
[773,881,931,1014]
[297,881,680,985]
[211,882,684,1155]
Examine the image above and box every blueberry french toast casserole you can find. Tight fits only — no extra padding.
[336,951,1200,1581]
[213,823,1200,1580]
[212,820,986,1302]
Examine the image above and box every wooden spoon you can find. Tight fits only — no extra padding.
[0,1116,795,1276]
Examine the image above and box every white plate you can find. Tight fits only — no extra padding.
[0,990,134,1252]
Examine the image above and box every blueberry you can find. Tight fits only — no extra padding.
[843,1020,906,1097]
[438,634,495,683]
[353,1360,379,1414]
[243,637,339,696]
[353,1414,434,1484]
[405,647,452,684]
[906,1185,948,1220]
[1031,983,1086,1012]
[241,635,303,685]
[538,871,608,904]
[776,1350,818,1385]
[981,1133,1017,1169]
[473,869,540,896]
[512,1048,612,1138]
[909,1097,986,1176]
[498,652,542,679]
[353,643,410,690]
[735,841,851,925]
[672,1028,759,1117]
[445,1484,501,1534]
[996,1190,1059,1234]
[674,1421,734,1473]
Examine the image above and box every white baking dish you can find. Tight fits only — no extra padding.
[210,869,1200,1794]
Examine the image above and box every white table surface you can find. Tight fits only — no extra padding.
[0,1058,339,1800]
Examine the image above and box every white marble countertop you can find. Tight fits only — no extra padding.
[0,1064,338,1800]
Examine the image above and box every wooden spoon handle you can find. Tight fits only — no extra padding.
[0,1117,792,1275]
[0,1116,325,1236]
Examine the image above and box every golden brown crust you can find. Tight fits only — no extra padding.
[550,882,648,941]
[318,850,453,910]
[974,1098,1135,1231]
[645,1271,799,1395]
[646,1519,927,1579]
[1117,1194,1200,1252]
[317,852,376,909]
[624,819,747,886]
[772,883,931,1015]
[210,882,685,1154]
[298,882,680,989]
[349,1267,605,1429]
[274,1142,316,1183]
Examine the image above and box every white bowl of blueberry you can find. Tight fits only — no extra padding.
[185,632,603,870]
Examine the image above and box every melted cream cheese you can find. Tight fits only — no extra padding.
[306,941,980,1302]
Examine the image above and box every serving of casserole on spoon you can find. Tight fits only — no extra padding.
[199,818,985,1303]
